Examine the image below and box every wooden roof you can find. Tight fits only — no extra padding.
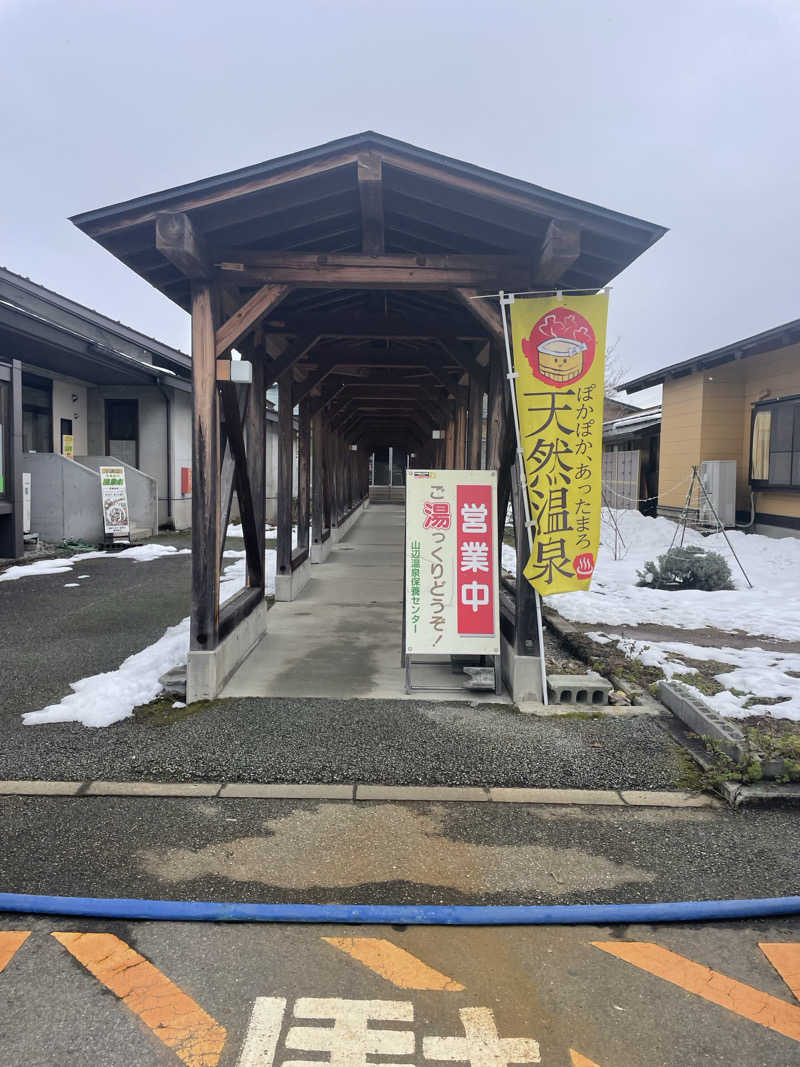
[71,132,666,450]
[71,131,666,311]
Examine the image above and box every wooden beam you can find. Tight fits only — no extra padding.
[264,335,319,386]
[219,381,262,587]
[216,251,531,290]
[485,339,506,470]
[358,152,384,254]
[88,151,359,237]
[467,375,483,468]
[311,413,324,548]
[156,213,212,280]
[454,398,468,470]
[215,284,291,357]
[297,400,311,554]
[277,373,293,577]
[452,288,505,342]
[190,282,220,650]
[437,339,489,391]
[219,384,250,569]
[245,346,266,588]
[535,219,581,285]
[262,313,487,341]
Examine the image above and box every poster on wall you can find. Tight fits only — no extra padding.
[61,434,74,460]
[509,292,608,597]
[99,465,130,538]
[404,469,500,656]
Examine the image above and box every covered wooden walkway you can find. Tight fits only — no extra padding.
[72,132,665,702]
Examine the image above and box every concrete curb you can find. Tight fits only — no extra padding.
[542,610,662,715]
[0,780,720,807]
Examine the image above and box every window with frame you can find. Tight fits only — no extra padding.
[750,396,800,489]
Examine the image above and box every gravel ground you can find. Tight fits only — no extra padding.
[1,795,798,904]
[0,697,685,789]
[0,533,192,721]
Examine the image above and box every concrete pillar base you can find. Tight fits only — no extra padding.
[275,558,312,601]
[310,539,332,564]
[500,634,544,703]
[187,600,268,702]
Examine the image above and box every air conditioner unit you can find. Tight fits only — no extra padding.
[699,460,736,527]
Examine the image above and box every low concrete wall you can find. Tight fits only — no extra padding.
[79,456,157,537]
[275,557,312,601]
[501,634,544,704]
[20,453,104,544]
[187,600,268,702]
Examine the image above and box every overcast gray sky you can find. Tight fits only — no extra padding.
[2,0,798,402]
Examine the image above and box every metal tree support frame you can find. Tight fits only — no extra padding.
[70,131,666,700]
[670,465,753,588]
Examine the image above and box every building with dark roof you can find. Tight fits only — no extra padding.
[0,267,192,558]
[622,319,800,535]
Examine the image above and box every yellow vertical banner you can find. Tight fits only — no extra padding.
[509,292,608,596]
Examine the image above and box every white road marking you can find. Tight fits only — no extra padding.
[423,1006,541,1067]
[237,997,287,1067]
[286,997,415,1067]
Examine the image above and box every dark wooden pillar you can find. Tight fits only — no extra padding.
[297,399,310,553]
[277,371,293,578]
[245,350,265,589]
[323,419,332,530]
[190,282,221,651]
[510,452,539,656]
[467,376,483,469]
[445,416,455,469]
[485,340,506,470]
[454,392,468,470]
[311,412,324,547]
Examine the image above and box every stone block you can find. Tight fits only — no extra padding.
[547,672,612,706]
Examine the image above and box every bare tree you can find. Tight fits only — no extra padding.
[604,336,628,398]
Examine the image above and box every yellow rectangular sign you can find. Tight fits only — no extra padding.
[509,292,608,595]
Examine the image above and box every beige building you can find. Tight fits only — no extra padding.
[623,319,800,537]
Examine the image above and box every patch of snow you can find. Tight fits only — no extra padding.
[113,544,191,563]
[501,543,516,574]
[505,510,800,643]
[23,549,277,729]
[172,701,186,709]
[589,633,800,722]
[0,543,189,583]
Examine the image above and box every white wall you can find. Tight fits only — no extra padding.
[171,387,192,530]
[51,379,88,455]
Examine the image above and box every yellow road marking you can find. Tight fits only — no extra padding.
[569,1051,603,1067]
[760,943,800,1000]
[52,932,226,1066]
[593,940,800,1044]
[323,937,465,991]
[0,931,30,972]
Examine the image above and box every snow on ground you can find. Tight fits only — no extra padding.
[23,548,278,728]
[0,543,190,583]
[226,522,277,539]
[504,510,800,720]
[504,509,800,642]
[588,633,800,721]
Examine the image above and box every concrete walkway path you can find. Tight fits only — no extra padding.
[222,505,508,703]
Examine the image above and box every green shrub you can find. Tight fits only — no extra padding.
[636,545,734,592]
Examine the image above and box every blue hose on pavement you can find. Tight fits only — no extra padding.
[1,892,799,924]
